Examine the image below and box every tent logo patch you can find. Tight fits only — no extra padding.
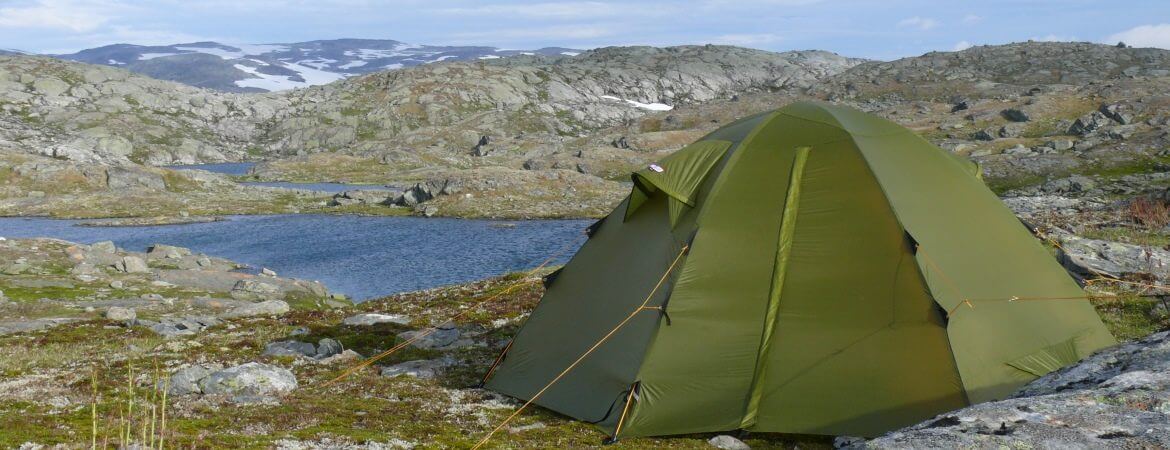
[649,164,664,173]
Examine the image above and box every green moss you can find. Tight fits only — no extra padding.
[1094,294,1170,341]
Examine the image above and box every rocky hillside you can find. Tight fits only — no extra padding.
[5,41,1170,221]
[0,45,861,166]
[0,55,276,164]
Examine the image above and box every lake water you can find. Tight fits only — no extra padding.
[166,163,399,193]
[166,162,257,176]
[0,215,588,301]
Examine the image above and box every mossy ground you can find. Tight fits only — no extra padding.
[3,261,1168,449]
[0,274,833,449]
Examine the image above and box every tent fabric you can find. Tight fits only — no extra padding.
[484,101,1116,439]
[625,139,732,225]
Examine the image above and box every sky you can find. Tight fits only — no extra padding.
[0,0,1168,60]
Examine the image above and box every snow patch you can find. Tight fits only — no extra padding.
[338,60,367,69]
[175,44,288,60]
[561,51,581,56]
[107,59,125,65]
[297,58,338,70]
[233,61,345,91]
[382,63,404,69]
[175,46,243,59]
[600,95,673,111]
[477,55,501,60]
[428,55,457,63]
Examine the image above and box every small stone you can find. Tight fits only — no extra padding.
[109,280,124,289]
[708,435,750,450]
[261,268,277,277]
[380,357,455,379]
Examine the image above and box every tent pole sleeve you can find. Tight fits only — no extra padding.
[740,146,810,429]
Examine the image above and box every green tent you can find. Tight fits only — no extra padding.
[483,101,1115,440]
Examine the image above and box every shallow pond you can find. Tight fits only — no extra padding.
[0,215,588,301]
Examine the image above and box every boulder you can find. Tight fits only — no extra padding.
[89,241,116,253]
[1069,111,1113,136]
[263,340,318,358]
[1100,103,1134,125]
[1057,234,1170,282]
[316,338,343,358]
[148,244,191,259]
[343,313,410,326]
[113,256,149,273]
[167,364,221,395]
[998,123,1027,138]
[198,362,298,403]
[971,128,996,141]
[106,166,166,191]
[1040,175,1095,195]
[329,190,394,206]
[219,300,290,318]
[230,279,281,301]
[1001,108,1031,122]
[104,306,136,323]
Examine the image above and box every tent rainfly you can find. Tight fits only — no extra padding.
[483,101,1116,440]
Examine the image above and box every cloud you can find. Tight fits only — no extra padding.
[712,33,782,46]
[434,2,654,19]
[0,0,114,32]
[953,40,972,51]
[1106,23,1170,49]
[1030,34,1076,42]
[897,16,938,31]
[961,14,982,24]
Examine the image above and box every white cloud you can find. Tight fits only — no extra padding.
[1106,24,1170,49]
[961,14,982,24]
[435,2,649,19]
[0,0,114,32]
[712,33,782,46]
[897,16,938,31]
[953,40,972,51]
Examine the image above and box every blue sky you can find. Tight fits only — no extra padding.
[0,0,1168,60]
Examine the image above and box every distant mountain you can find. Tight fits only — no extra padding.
[53,39,583,92]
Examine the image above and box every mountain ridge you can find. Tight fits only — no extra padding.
[51,38,584,92]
